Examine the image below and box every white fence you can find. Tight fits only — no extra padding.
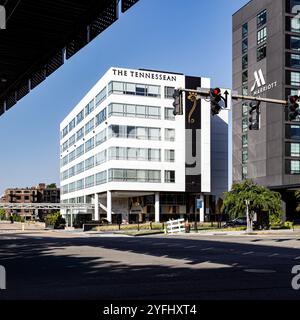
[166,218,185,234]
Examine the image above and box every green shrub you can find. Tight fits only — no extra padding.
[284,221,294,229]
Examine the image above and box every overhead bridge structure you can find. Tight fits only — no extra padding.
[0,0,140,116]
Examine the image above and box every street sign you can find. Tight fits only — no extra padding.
[196,199,203,209]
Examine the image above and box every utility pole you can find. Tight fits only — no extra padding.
[245,200,253,234]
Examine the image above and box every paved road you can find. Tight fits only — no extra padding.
[1,231,300,300]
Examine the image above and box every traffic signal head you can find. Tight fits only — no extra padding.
[210,88,222,116]
[248,101,260,130]
[172,89,183,116]
[288,95,300,121]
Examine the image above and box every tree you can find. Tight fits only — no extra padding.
[0,209,6,220]
[222,180,283,226]
[295,191,300,212]
[46,183,57,189]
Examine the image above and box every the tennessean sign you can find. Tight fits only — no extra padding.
[250,69,277,95]
[112,68,177,82]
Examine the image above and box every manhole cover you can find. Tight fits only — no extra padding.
[244,269,276,274]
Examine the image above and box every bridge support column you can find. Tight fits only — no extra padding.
[155,192,160,223]
[94,193,99,221]
[107,191,112,223]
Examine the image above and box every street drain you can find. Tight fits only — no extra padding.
[243,269,276,274]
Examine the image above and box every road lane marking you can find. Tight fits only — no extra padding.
[201,247,213,251]
[244,269,276,274]
[268,253,279,257]
[242,251,254,255]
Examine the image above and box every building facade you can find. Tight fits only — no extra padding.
[233,0,300,220]
[60,67,229,224]
[2,183,60,219]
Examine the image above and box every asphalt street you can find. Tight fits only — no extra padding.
[1,230,300,300]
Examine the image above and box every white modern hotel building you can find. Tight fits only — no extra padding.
[59,67,230,224]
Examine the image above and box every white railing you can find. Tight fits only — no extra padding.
[166,218,185,234]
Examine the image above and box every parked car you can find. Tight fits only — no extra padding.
[223,217,247,228]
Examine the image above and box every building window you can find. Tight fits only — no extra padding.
[242,104,248,117]
[95,150,106,166]
[289,142,300,156]
[62,126,68,138]
[108,169,161,183]
[286,124,300,139]
[165,149,175,162]
[164,86,175,99]
[242,86,248,96]
[68,118,76,132]
[62,141,68,152]
[69,150,75,163]
[257,9,267,28]
[257,44,267,61]
[76,109,84,125]
[291,71,300,86]
[85,137,94,152]
[108,81,161,98]
[69,182,76,193]
[85,100,94,117]
[95,109,107,127]
[242,71,248,86]
[165,107,175,121]
[242,118,248,133]
[292,160,300,173]
[96,171,107,185]
[242,23,248,38]
[85,118,94,135]
[165,170,175,183]
[257,27,267,45]
[290,36,300,51]
[289,0,300,12]
[165,128,175,141]
[68,134,76,148]
[242,149,248,164]
[242,165,248,180]
[291,16,300,33]
[85,175,95,188]
[76,161,84,175]
[62,155,68,167]
[289,53,300,68]
[108,103,161,119]
[85,156,94,171]
[242,54,248,70]
[242,38,248,54]
[76,144,84,158]
[76,179,84,191]
[76,127,84,141]
[242,134,248,148]
[95,87,106,106]
[95,129,107,146]
[68,166,75,178]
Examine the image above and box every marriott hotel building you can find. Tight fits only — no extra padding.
[233,0,300,220]
[59,67,229,224]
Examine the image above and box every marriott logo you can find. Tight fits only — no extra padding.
[250,69,277,95]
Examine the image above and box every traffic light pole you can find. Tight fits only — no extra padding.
[232,94,287,106]
[177,88,288,106]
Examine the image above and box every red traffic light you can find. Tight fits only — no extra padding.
[212,88,221,96]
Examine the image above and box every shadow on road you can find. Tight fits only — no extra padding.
[0,234,299,300]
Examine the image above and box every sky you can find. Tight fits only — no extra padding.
[0,0,249,195]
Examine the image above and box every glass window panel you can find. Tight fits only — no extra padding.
[148,85,160,97]
[136,105,146,117]
[136,127,147,139]
[127,126,136,139]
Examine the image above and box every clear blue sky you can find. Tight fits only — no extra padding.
[0,0,249,195]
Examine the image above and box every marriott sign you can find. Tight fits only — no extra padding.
[250,69,277,96]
